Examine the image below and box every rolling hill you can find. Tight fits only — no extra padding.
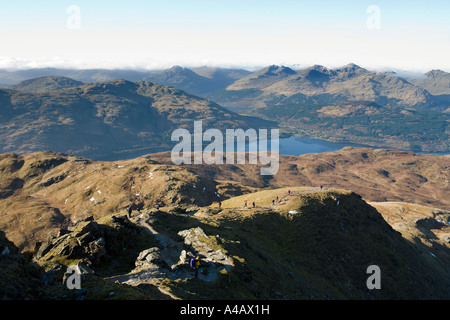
[0,79,275,160]
[7,76,84,93]
[1,147,448,252]
[409,69,450,96]
[208,63,444,108]
[146,147,450,210]
[202,64,449,152]
[255,100,449,152]
[0,66,252,96]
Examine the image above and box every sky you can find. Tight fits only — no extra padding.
[0,0,449,72]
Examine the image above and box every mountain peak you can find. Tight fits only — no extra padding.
[261,65,296,76]
[8,76,84,93]
[343,62,363,69]
[310,64,328,72]
[333,63,367,73]
[168,65,185,71]
[226,65,296,90]
[425,69,449,78]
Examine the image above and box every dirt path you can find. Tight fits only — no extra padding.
[106,211,194,287]
[132,211,184,267]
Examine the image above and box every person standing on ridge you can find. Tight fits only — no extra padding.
[190,256,201,278]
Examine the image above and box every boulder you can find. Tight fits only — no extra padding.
[87,237,106,265]
[178,227,208,248]
[34,240,53,259]
[177,227,233,270]
[178,249,187,264]
[135,247,163,268]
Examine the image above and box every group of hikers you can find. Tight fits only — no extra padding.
[243,201,256,208]
[240,185,325,209]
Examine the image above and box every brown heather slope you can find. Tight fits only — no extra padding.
[147,147,450,210]
[0,149,449,300]
[0,147,448,252]
[0,151,222,250]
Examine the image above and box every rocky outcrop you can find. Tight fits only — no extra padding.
[175,227,233,281]
[114,226,234,284]
[33,217,107,268]
[177,227,232,269]
[135,247,170,270]
[33,215,147,274]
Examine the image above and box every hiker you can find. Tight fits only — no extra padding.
[276,196,279,203]
[320,184,323,190]
[288,190,290,195]
[244,201,247,207]
[252,201,255,208]
[218,201,222,208]
[190,256,201,278]
[272,199,275,206]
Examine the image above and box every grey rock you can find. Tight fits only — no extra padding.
[135,247,162,268]
[35,241,53,259]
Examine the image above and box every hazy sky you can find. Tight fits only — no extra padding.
[0,0,449,72]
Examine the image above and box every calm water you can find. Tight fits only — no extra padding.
[113,136,448,161]
[278,136,365,156]
[248,136,370,156]
[249,136,449,156]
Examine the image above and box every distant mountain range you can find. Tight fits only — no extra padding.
[0,79,274,160]
[0,66,252,96]
[206,64,450,110]
[205,64,449,152]
[1,64,449,109]
[0,63,448,155]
